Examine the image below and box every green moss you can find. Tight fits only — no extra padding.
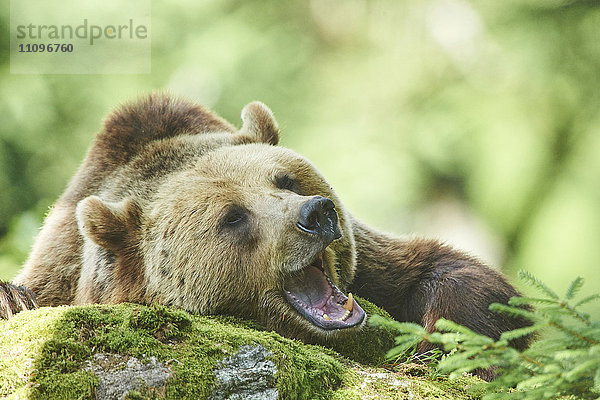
[52,304,192,358]
[166,314,347,399]
[0,301,484,399]
[332,366,485,400]
[32,370,97,400]
[127,304,192,341]
[0,305,346,399]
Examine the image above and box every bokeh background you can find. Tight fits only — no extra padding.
[1,1,599,317]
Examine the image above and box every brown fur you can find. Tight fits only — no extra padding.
[348,222,531,354]
[7,94,532,380]
[0,281,38,319]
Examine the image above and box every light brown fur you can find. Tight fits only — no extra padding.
[7,94,532,367]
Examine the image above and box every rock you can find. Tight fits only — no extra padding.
[85,353,172,400]
[210,345,277,400]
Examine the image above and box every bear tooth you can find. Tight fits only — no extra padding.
[338,310,351,321]
[342,293,354,311]
[323,314,331,320]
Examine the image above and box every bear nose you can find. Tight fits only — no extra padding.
[297,196,342,241]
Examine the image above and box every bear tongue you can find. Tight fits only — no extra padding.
[284,266,332,309]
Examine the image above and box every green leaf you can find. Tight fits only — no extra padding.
[518,270,559,299]
[565,276,585,300]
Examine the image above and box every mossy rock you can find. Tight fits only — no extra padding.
[0,298,484,399]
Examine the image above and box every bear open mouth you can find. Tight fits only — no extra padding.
[283,253,365,330]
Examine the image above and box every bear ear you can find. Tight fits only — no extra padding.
[239,101,279,145]
[76,196,142,253]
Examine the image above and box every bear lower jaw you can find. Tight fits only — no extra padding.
[283,256,365,330]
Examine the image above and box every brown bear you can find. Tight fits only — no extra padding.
[2,94,530,360]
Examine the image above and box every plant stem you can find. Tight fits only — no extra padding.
[549,322,599,345]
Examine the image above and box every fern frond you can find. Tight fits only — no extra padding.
[391,322,427,335]
[565,276,585,300]
[574,293,600,308]
[489,303,537,320]
[552,348,588,361]
[563,359,599,382]
[393,334,422,346]
[367,314,393,328]
[369,316,426,335]
[508,296,556,306]
[434,318,477,335]
[428,332,468,351]
[548,321,599,345]
[386,341,418,360]
[464,335,496,347]
[445,357,495,380]
[438,348,482,371]
[558,305,592,326]
[527,337,570,357]
[499,324,543,342]
[518,270,559,299]
[516,374,557,390]
[594,366,600,394]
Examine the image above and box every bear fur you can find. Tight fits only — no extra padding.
[3,94,530,368]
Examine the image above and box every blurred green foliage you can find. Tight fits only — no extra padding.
[1,1,598,317]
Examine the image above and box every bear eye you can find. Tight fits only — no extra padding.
[276,174,297,192]
[222,207,247,227]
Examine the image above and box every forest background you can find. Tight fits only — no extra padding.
[1,0,598,320]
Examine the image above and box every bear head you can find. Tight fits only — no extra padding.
[75,98,366,343]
